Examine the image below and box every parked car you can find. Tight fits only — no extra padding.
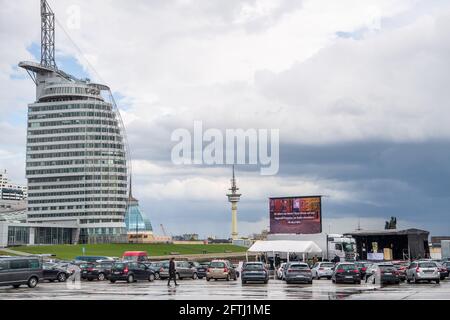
[365,263,400,285]
[276,263,287,280]
[392,261,409,281]
[159,261,198,280]
[406,261,440,284]
[284,262,313,284]
[81,261,113,281]
[145,261,165,280]
[122,251,149,262]
[109,262,155,283]
[311,262,335,280]
[79,263,95,280]
[42,262,70,282]
[189,261,207,279]
[206,260,238,281]
[241,262,269,284]
[0,257,43,288]
[435,262,448,280]
[331,263,361,284]
[442,261,450,272]
[74,256,113,263]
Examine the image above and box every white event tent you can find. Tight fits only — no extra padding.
[246,240,323,262]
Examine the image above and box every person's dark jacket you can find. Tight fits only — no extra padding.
[169,260,176,274]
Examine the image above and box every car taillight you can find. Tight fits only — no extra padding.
[336,269,344,273]
[361,267,367,272]
[416,267,420,273]
[160,267,163,272]
[224,268,228,273]
[352,269,359,273]
[88,268,93,271]
[319,268,324,270]
[123,268,129,274]
[207,268,211,273]
[288,269,294,273]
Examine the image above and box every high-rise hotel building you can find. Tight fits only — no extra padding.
[16,1,128,244]
[19,61,128,243]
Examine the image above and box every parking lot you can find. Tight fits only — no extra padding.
[0,277,448,300]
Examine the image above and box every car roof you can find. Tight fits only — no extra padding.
[0,257,40,261]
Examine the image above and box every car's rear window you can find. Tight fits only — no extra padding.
[210,262,225,268]
[113,263,125,270]
[338,264,356,270]
[162,262,169,268]
[320,263,334,268]
[80,264,92,269]
[244,264,264,270]
[290,264,309,269]
[380,265,396,271]
[419,262,436,268]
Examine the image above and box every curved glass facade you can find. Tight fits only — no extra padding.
[125,198,153,232]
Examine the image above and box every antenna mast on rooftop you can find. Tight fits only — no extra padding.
[40,0,57,69]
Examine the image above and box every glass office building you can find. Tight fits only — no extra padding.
[20,62,128,244]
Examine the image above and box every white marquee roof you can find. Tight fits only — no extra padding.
[248,240,322,254]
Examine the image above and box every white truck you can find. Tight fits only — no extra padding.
[326,234,357,261]
[266,233,357,261]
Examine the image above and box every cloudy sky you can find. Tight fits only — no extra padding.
[1,0,450,238]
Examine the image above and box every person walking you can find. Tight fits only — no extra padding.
[167,257,178,286]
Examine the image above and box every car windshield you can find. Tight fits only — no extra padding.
[191,262,200,267]
[289,264,309,269]
[162,262,169,268]
[244,264,264,270]
[210,262,226,268]
[343,243,355,252]
[419,262,436,268]
[320,263,334,268]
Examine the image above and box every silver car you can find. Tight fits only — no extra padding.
[311,262,335,280]
[406,261,440,284]
[284,262,313,284]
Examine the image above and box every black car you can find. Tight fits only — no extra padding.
[332,263,361,284]
[189,261,207,279]
[109,262,155,283]
[80,263,95,280]
[198,262,210,279]
[43,262,70,282]
[81,261,113,281]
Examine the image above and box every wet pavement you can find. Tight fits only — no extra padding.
[1,277,449,300]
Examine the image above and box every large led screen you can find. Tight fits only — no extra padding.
[269,196,322,234]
